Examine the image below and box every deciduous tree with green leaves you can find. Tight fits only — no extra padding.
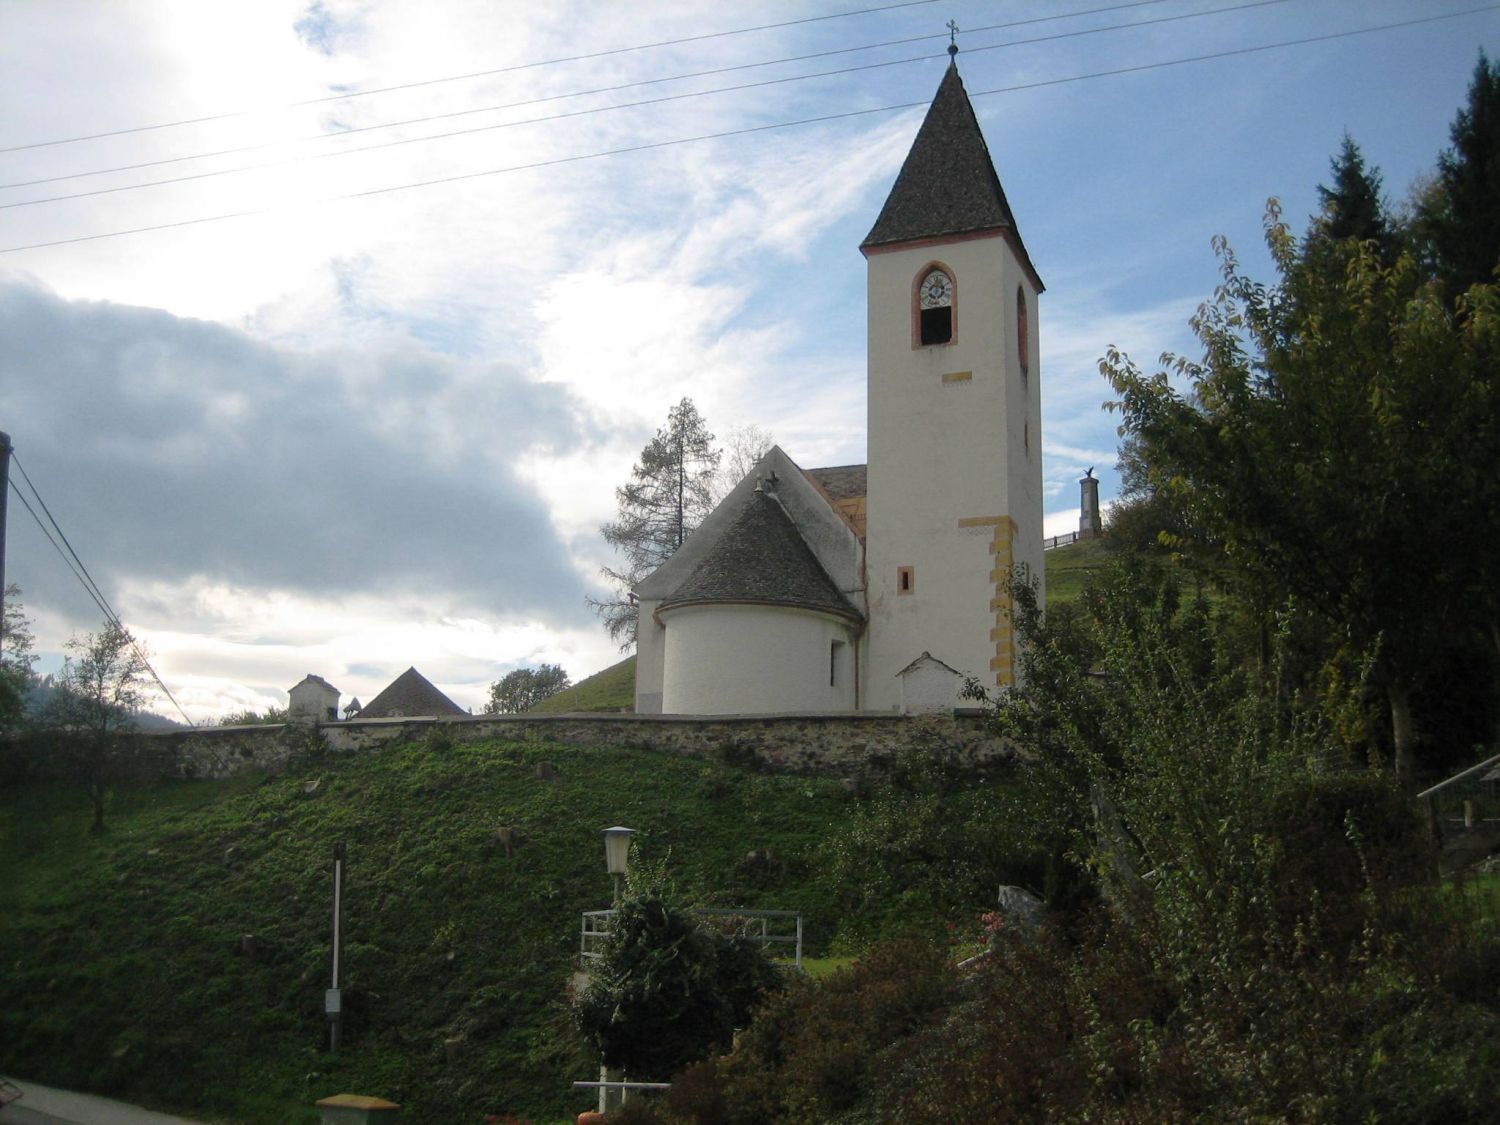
[483,662,571,714]
[0,584,38,735]
[1102,202,1499,780]
[47,620,152,832]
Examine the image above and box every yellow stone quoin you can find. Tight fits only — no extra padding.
[961,515,1019,686]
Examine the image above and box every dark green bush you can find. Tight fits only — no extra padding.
[663,934,954,1125]
[574,888,784,1082]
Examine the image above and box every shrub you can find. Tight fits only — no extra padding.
[663,934,955,1125]
[575,887,784,1082]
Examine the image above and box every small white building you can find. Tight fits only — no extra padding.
[288,674,340,724]
[634,56,1044,715]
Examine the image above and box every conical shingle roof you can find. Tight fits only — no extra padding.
[862,62,1042,288]
[658,489,862,622]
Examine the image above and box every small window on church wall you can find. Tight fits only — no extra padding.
[830,640,845,687]
[918,268,953,346]
[898,565,915,595]
[1016,286,1030,381]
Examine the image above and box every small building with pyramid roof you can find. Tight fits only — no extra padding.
[635,56,1044,715]
[358,667,466,719]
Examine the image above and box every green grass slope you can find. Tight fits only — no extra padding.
[0,738,859,1124]
[1043,534,1110,604]
[531,656,635,713]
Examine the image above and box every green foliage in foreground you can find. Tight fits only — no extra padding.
[620,557,1500,1124]
[0,738,899,1123]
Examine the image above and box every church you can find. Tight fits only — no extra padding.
[634,55,1044,716]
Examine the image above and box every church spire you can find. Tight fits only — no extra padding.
[861,61,1042,289]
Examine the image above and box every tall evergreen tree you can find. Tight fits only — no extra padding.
[1415,51,1500,293]
[1309,133,1393,258]
[589,398,720,648]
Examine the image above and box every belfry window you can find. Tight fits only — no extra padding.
[918,268,954,345]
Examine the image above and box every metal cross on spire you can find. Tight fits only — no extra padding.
[946,19,959,59]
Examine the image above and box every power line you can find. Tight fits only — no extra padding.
[0,0,1184,193]
[2,3,1493,256]
[8,456,194,726]
[0,0,1293,214]
[7,480,112,623]
[0,0,944,155]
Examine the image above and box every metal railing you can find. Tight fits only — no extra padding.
[1044,531,1080,551]
[1417,751,1500,834]
[581,907,804,969]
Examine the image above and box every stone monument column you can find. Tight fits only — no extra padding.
[1079,470,1102,539]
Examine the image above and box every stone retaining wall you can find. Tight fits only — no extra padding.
[152,709,1006,780]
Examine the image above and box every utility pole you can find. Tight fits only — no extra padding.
[327,841,346,1051]
[0,431,11,644]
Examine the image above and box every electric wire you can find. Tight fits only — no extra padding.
[3,2,1491,257]
[0,0,945,154]
[8,456,194,725]
[0,0,1287,213]
[7,480,113,625]
[0,0,1185,192]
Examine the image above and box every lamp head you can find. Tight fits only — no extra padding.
[603,826,635,876]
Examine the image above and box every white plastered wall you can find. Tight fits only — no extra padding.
[863,231,1041,709]
[659,603,860,715]
[634,597,666,714]
[289,682,338,723]
[898,655,964,713]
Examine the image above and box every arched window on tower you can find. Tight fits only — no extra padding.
[917,267,954,346]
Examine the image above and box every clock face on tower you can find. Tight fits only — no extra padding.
[919,269,953,308]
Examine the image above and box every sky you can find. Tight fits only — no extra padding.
[0,0,1495,723]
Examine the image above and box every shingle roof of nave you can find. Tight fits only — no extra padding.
[658,489,863,621]
[805,464,867,501]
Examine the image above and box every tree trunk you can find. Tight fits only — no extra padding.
[1389,679,1416,786]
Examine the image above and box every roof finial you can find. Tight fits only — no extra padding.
[946,19,959,61]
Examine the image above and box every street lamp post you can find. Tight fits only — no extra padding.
[603,826,634,906]
[598,826,635,1113]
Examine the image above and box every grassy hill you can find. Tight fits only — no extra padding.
[532,656,634,714]
[542,540,1110,714]
[1042,534,1110,604]
[0,736,922,1124]
[0,541,1113,1121]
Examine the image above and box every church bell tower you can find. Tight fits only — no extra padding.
[860,56,1044,710]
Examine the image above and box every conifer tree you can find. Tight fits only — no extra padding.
[589,398,720,647]
[1415,51,1500,293]
[1309,134,1392,258]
